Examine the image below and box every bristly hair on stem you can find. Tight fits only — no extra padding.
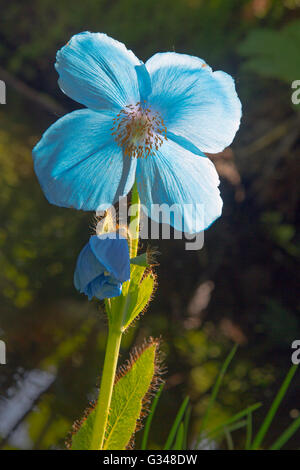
[115,337,165,449]
[65,337,165,450]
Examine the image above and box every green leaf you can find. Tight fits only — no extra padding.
[122,271,155,330]
[251,364,298,450]
[245,410,253,450]
[182,405,191,450]
[103,340,159,450]
[164,397,189,450]
[206,402,261,441]
[128,264,148,292]
[224,427,234,450]
[197,344,238,442]
[70,406,97,450]
[198,419,248,450]
[270,414,300,450]
[238,20,300,83]
[141,383,164,450]
[173,422,184,450]
[70,340,159,450]
[107,261,154,331]
[108,263,155,331]
[130,252,149,267]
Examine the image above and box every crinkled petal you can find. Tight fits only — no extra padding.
[89,233,130,282]
[145,52,241,153]
[74,234,129,300]
[136,138,223,233]
[55,32,142,110]
[86,275,122,300]
[33,108,136,211]
[74,243,105,295]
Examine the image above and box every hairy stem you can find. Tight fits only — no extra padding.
[90,321,122,450]
[90,184,141,450]
[129,181,140,258]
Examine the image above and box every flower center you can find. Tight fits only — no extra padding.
[111,102,167,158]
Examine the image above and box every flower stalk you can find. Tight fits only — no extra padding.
[129,181,140,258]
[90,319,123,450]
[90,183,141,450]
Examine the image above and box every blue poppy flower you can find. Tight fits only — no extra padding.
[33,32,242,233]
[74,233,130,300]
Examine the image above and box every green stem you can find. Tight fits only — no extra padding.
[90,183,141,450]
[90,321,122,450]
[129,181,140,258]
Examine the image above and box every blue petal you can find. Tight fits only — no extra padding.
[32,108,136,211]
[74,234,129,300]
[135,63,152,102]
[74,243,105,295]
[89,233,130,282]
[136,138,223,234]
[145,52,242,154]
[88,275,122,300]
[55,32,141,110]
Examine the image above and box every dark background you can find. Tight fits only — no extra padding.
[0,0,299,449]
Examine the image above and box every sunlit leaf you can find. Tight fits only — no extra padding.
[70,339,160,450]
[122,271,155,331]
[107,263,155,331]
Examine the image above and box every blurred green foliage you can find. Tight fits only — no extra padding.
[239,19,300,83]
[139,351,300,450]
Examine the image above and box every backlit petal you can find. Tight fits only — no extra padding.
[136,138,222,233]
[146,52,241,153]
[33,108,136,211]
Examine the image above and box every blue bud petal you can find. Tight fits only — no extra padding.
[89,233,130,282]
[85,274,122,301]
[74,233,130,301]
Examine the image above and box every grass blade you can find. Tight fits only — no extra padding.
[270,414,300,450]
[182,405,191,450]
[198,419,247,449]
[206,402,261,441]
[224,427,234,450]
[245,411,253,450]
[251,364,298,450]
[173,422,185,450]
[141,383,164,450]
[197,344,238,442]
[163,397,189,450]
